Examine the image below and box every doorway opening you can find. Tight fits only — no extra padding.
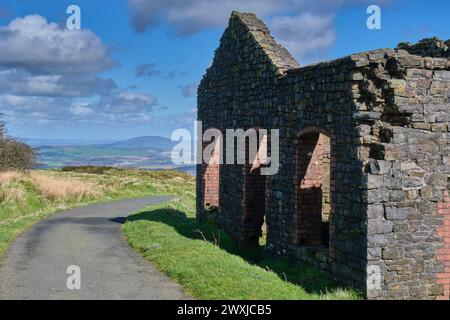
[295,130,331,248]
[242,133,268,246]
[202,136,221,209]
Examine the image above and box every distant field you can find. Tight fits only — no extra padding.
[35,145,173,168]
[32,136,195,174]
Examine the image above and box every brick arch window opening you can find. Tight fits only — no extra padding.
[243,132,269,246]
[295,130,332,248]
[202,135,221,209]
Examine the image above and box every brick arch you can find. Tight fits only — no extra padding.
[293,127,336,248]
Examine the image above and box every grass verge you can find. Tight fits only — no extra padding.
[123,186,361,300]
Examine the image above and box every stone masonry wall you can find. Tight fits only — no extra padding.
[197,12,298,245]
[349,50,450,299]
[197,11,450,299]
[398,38,450,59]
[272,56,369,291]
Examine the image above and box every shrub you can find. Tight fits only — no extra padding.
[0,116,5,138]
[0,138,34,171]
[0,113,34,171]
[61,165,115,174]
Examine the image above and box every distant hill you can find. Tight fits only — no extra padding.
[32,135,195,175]
[104,136,176,150]
[28,138,114,147]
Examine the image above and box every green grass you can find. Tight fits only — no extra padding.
[0,168,193,261]
[1,167,360,300]
[123,186,361,300]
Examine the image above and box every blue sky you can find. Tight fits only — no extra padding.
[0,0,448,140]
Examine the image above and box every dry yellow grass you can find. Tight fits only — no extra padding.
[29,172,100,201]
[0,184,26,203]
[0,171,24,185]
[0,171,101,203]
[0,171,27,203]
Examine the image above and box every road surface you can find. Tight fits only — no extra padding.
[0,196,187,300]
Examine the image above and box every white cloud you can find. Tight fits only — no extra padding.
[0,13,129,128]
[102,91,157,114]
[0,15,113,74]
[69,103,95,116]
[129,0,297,35]
[0,14,179,133]
[0,69,116,97]
[270,13,336,61]
[0,14,117,99]
[0,90,158,125]
[128,0,388,61]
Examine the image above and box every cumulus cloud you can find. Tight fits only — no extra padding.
[0,14,117,99]
[0,95,72,123]
[0,13,144,129]
[0,69,116,97]
[128,0,387,61]
[0,90,157,125]
[0,14,165,131]
[100,91,157,114]
[270,13,336,60]
[69,103,95,116]
[0,15,113,74]
[129,0,283,35]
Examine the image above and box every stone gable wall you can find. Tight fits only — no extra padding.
[197,12,298,244]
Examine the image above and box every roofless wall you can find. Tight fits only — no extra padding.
[197,12,450,300]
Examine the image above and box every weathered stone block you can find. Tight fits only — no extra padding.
[427,173,448,188]
[368,219,394,234]
[368,160,392,175]
[386,207,415,220]
[368,204,385,219]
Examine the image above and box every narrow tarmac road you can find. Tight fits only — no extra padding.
[0,196,187,300]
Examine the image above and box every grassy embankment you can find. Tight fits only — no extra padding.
[0,167,359,300]
[122,178,360,300]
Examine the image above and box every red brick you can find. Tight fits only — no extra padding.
[435,193,450,300]
[294,131,332,247]
[202,141,220,207]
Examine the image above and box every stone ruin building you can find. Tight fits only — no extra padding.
[196,12,450,300]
